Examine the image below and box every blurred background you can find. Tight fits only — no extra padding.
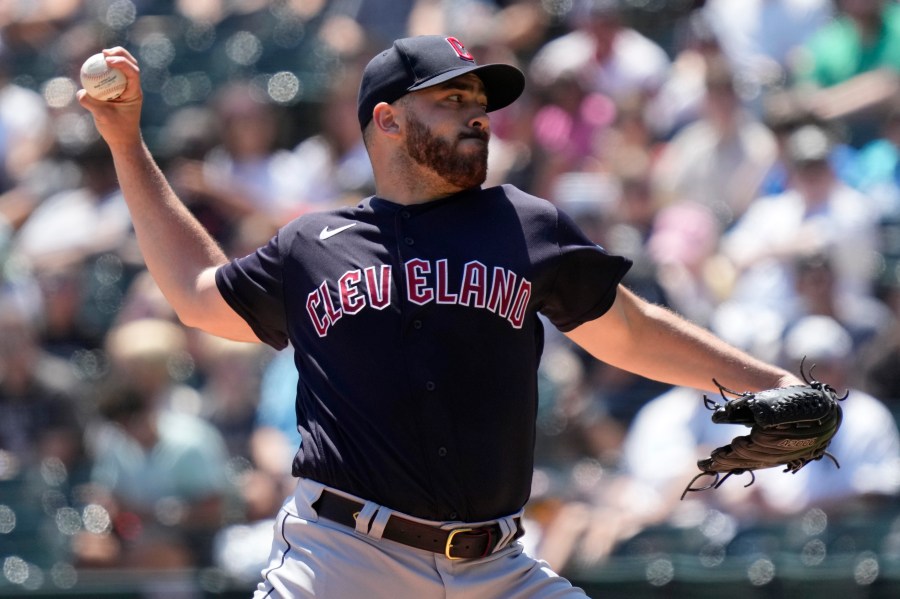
[3,0,900,597]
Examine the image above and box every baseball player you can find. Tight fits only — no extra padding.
[79,36,802,598]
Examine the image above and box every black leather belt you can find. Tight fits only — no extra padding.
[312,490,524,560]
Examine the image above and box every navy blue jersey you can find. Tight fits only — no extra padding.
[216,184,631,522]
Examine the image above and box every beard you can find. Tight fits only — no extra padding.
[404,112,489,190]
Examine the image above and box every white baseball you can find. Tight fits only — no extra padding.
[80,53,127,101]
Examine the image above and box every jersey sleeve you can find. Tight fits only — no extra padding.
[540,208,632,332]
[215,234,290,350]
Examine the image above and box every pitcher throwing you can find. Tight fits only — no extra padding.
[79,36,802,598]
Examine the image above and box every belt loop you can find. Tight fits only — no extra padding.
[354,501,379,534]
[367,506,393,540]
[492,516,516,554]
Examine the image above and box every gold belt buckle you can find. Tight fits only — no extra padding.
[444,528,473,560]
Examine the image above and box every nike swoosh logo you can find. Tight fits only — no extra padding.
[319,223,357,240]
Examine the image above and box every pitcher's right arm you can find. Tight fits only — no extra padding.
[78,47,258,343]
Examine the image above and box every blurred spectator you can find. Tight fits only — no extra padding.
[756,88,859,197]
[326,0,418,48]
[0,21,89,234]
[527,74,616,200]
[11,138,132,272]
[787,251,891,351]
[593,97,665,211]
[846,93,900,215]
[703,0,834,91]
[192,333,271,461]
[0,46,52,195]
[254,346,302,458]
[529,0,670,106]
[103,317,202,416]
[794,0,900,88]
[607,154,660,242]
[419,0,553,56]
[171,81,306,228]
[0,143,83,235]
[651,56,778,227]
[792,0,900,146]
[113,269,178,326]
[249,344,301,500]
[0,276,90,580]
[31,264,102,359]
[0,290,86,476]
[75,319,231,570]
[646,201,727,327]
[858,270,900,407]
[288,67,375,210]
[524,339,629,572]
[647,9,727,138]
[211,346,299,585]
[159,105,236,246]
[722,124,880,319]
[191,332,284,563]
[5,131,145,357]
[0,0,86,96]
[596,158,669,309]
[552,171,621,248]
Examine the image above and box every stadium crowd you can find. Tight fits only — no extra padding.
[3,0,900,595]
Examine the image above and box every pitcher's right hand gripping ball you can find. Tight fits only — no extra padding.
[681,359,847,499]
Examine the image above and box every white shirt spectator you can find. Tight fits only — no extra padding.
[529,27,670,102]
[13,188,131,267]
[723,182,879,316]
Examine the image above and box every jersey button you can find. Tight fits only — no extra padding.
[404,237,414,246]
[425,381,436,391]
[437,447,448,457]
[413,320,423,330]
[448,512,458,520]
[401,211,411,219]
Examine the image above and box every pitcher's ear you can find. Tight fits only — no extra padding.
[372,102,401,138]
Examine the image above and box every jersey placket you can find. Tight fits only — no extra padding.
[393,205,469,522]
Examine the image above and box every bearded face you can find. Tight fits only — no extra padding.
[403,110,489,190]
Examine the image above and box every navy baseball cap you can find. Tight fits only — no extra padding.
[357,35,525,129]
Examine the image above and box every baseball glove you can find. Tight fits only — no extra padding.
[681,359,847,500]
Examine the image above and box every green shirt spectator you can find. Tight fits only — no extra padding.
[795,1,900,87]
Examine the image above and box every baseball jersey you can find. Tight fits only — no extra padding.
[216,184,631,522]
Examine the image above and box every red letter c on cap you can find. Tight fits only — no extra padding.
[446,37,475,62]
